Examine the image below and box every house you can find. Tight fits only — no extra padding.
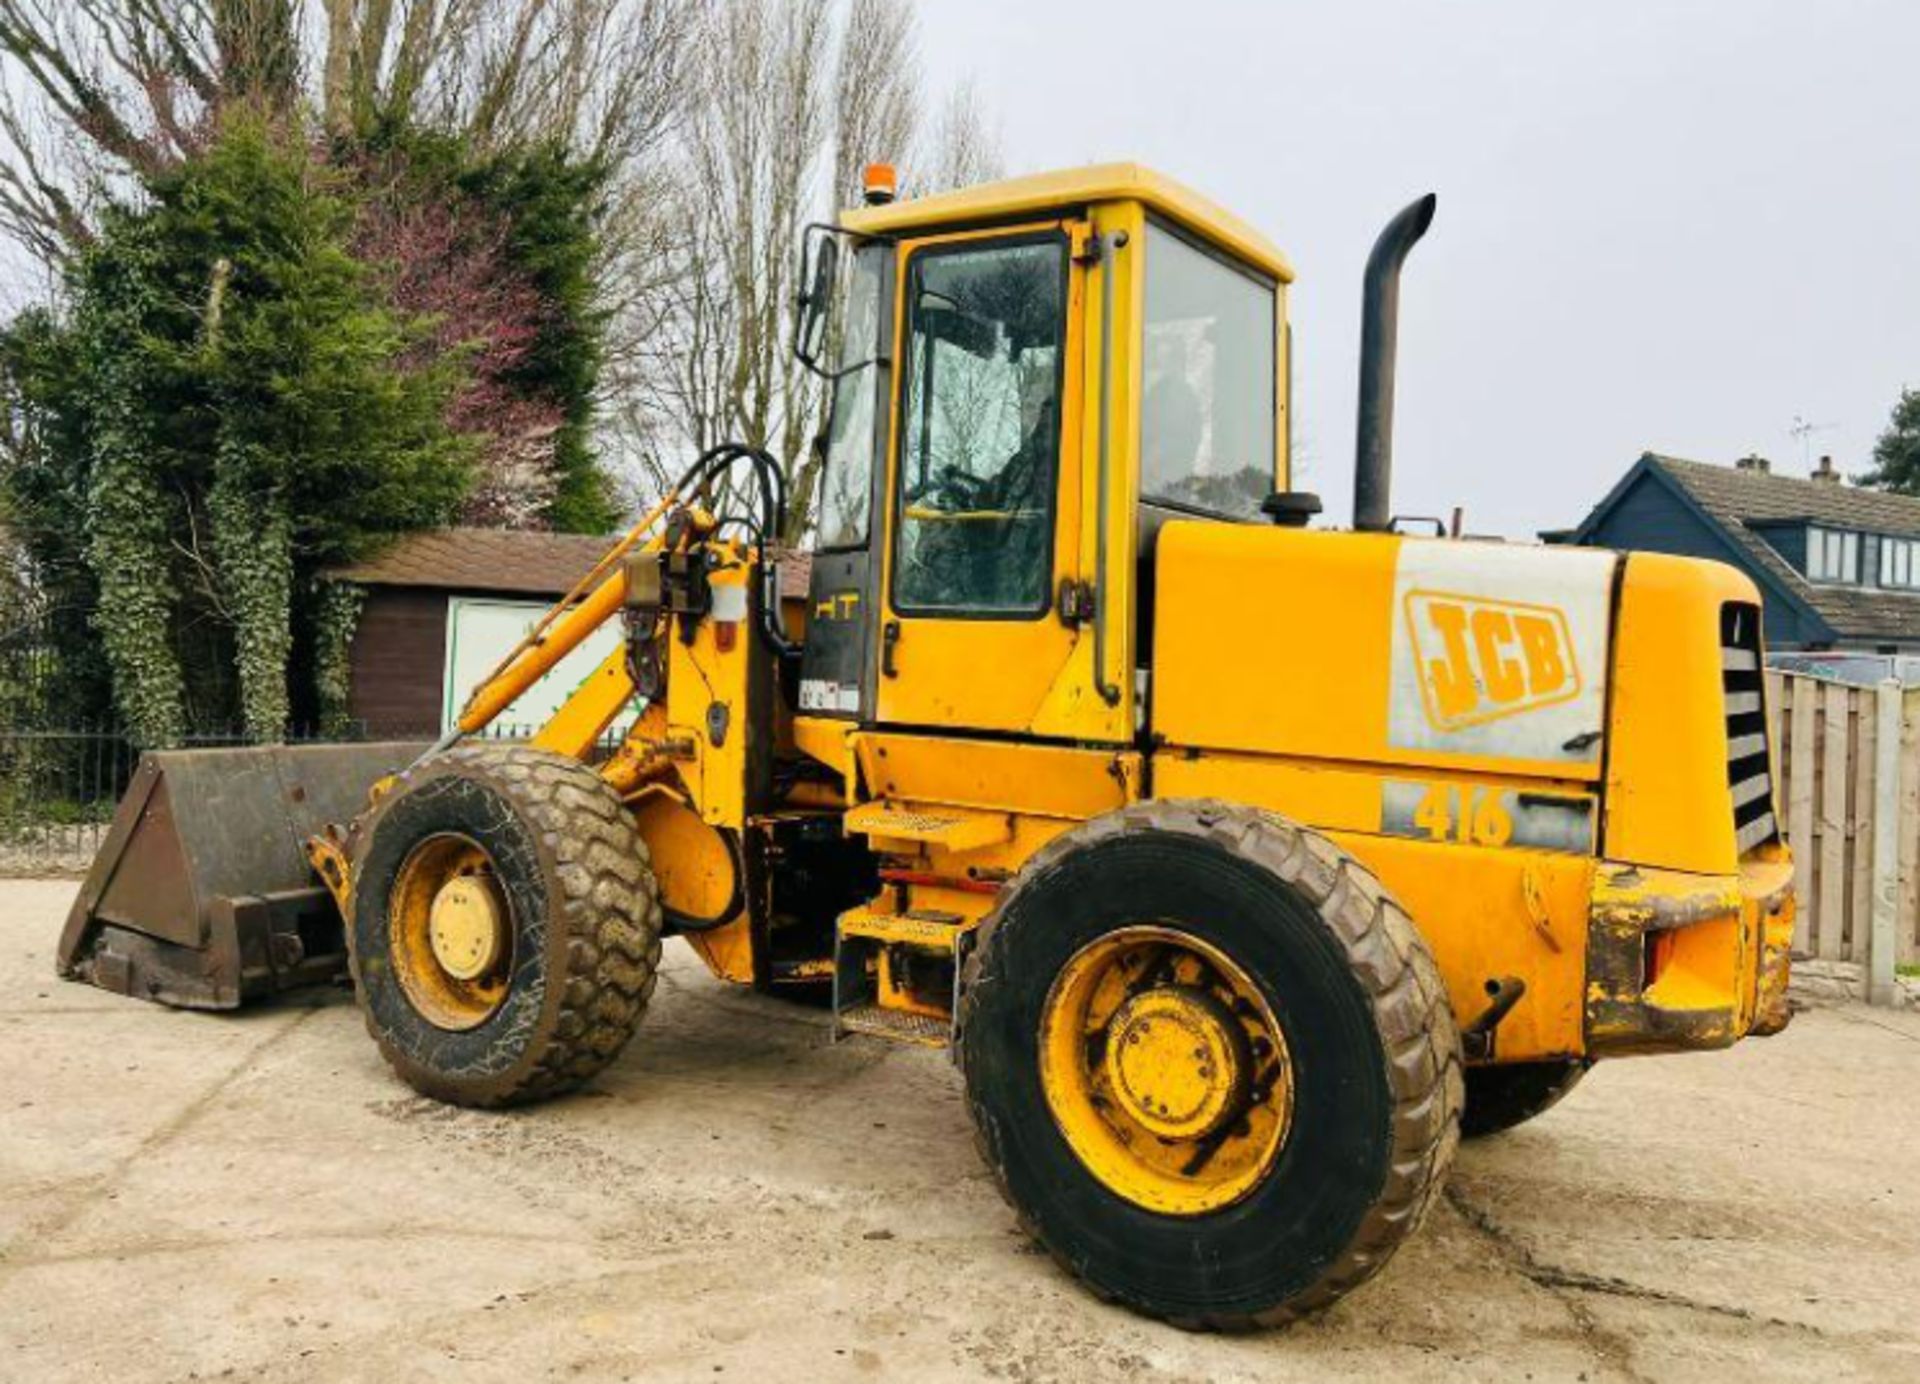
[1564,452,1920,657]
[326,528,813,737]
[326,528,623,737]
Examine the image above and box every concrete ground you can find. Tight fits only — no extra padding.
[2,879,1917,1384]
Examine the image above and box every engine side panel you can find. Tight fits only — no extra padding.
[1604,550,1768,874]
[1151,522,1618,782]
[1148,522,1784,1062]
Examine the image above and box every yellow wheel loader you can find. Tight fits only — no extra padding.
[58,162,1796,1328]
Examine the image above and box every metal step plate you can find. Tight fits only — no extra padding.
[836,1003,950,1048]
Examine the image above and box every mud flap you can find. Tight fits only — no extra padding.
[56,742,428,1009]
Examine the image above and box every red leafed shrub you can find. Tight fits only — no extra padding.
[348,153,564,529]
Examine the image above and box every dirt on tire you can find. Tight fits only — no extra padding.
[958,798,1464,1330]
[347,743,663,1108]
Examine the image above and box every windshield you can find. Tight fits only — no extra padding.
[815,242,888,550]
[1140,222,1277,520]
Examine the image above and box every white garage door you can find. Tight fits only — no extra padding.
[441,597,626,736]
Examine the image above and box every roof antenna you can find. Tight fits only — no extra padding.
[1789,414,1835,470]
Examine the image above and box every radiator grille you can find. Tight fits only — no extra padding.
[1721,602,1778,855]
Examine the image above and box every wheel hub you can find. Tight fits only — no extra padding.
[389,832,513,1032]
[428,875,505,980]
[1037,925,1294,1216]
[1103,986,1247,1140]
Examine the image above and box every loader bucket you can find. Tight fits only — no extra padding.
[56,742,428,1010]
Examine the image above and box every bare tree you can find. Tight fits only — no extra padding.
[0,1,698,261]
[831,0,916,211]
[917,79,1003,195]
[658,0,831,463]
[613,0,1004,541]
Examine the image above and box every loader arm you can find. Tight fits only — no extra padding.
[309,443,796,918]
[56,440,793,1011]
[447,439,794,752]
[303,554,657,918]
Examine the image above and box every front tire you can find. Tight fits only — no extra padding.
[958,801,1462,1330]
[348,744,663,1108]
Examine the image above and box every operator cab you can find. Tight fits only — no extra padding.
[794,164,1297,741]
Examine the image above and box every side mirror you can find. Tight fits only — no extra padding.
[795,229,840,368]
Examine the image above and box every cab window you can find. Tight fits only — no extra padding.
[1140,222,1276,520]
[815,242,888,550]
[893,234,1066,615]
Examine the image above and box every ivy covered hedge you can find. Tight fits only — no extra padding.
[0,115,615,745]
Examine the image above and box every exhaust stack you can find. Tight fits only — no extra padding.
[1352,193,1437,533]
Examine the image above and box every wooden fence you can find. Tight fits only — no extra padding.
[1769,670,1920,967]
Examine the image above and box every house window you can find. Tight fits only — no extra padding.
[1879,536,1920,590]
[1808,526,1859,584]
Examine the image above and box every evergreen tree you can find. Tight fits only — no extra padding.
[1859,388,1920,493]
[1,118,471,744]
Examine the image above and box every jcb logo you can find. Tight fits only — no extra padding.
[1404,592,1581,732]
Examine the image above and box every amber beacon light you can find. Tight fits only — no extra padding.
[862,162,897,205]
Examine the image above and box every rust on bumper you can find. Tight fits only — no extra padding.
[1586,852,1794,1057]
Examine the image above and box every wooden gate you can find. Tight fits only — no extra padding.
[1769,671,1920,965]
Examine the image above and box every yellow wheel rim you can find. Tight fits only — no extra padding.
[389,834,512,1031]
[1039,926,1293,1216]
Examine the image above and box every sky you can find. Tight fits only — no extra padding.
[914,0,1920,537]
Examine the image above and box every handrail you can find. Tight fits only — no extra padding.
[1091,227,1128,708]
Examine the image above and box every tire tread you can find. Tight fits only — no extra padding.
[958,798,1463,1331]
[347,743,662,1107]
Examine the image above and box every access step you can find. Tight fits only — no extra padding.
[835,1003,949,1047]
[838,906,967,950]
[831,904,978,1047]
[843,800,1012,853]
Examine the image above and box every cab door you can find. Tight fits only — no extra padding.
[875,222,1090,734]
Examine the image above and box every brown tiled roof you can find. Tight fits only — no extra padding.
[1651,453,1920,532]
[327,529,613,596]
[327,528,814,600]
[1640,455,1920,641]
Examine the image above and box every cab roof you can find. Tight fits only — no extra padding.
[839,162,1295,284]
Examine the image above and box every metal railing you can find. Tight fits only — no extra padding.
[0,725,140,875]
[0,719,631,876]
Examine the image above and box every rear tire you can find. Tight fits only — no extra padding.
[1460,1060,1588,1138]
[347,744,662,1107]
[958,800,1462,1330]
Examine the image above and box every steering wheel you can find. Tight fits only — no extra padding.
[927,464,992,512]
